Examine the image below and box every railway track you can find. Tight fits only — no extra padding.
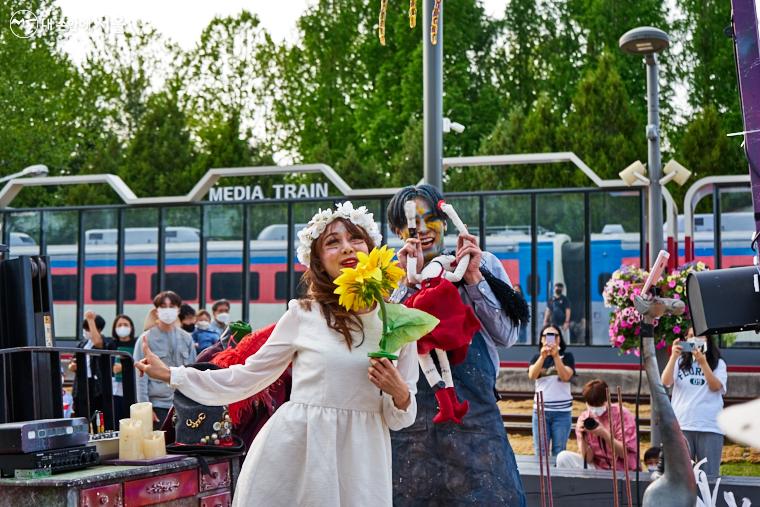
[498,391,749,436]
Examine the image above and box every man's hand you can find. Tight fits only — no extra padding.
[397,238,424,274]
[455,233,483,285]
[84,310,96,321]
[112,362,122,375]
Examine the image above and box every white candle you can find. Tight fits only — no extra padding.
[119,418,144,460]
[142,431,166,459]
[130,402,153,439]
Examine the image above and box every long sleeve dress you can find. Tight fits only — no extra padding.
[169,299,419,507]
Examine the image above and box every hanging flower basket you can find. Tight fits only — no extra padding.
[603,261,708,354]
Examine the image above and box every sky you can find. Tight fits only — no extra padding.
[56,0,508,63]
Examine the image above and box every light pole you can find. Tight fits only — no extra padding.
[423,0,443,190]
[619,27,670,267]
[620,27,671,451]
[0,164,49,184]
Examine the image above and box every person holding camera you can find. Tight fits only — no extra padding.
[557,379,638,471]
[528,325,575,456]
[661,328,726,479]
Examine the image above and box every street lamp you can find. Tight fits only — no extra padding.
[0,164,49,184]
[619,26,670,267]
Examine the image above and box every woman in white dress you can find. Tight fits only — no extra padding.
[135,203,419,507]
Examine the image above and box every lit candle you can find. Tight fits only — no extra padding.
[119,418,144,460]
[130,402,153,438]
[142,431,166,459]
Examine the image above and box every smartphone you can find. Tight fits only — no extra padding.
[544,333,556,345]
[680,341,694,353]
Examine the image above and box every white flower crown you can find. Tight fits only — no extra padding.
[296,201,383,267]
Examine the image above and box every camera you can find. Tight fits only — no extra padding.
[583,417,599,430]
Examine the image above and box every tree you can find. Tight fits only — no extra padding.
[182,11,276,145]
[675,0,739,125]
[274,0,502,187]
[119,88,196,197]
[672,105,745,205]
[0,1,91,206]
[82,21,182,140]
[447,108,525,191]
[559,52,643,186]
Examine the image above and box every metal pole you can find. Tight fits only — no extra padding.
[645,54,664,266]
[423,0,443,190]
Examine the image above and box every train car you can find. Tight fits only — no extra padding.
[9,212,756,347]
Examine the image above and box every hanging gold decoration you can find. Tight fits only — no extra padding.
[409,0,417,28]
[378,0,388,45]
[430,0,442,45]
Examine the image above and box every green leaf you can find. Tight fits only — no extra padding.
[381,303,439,354]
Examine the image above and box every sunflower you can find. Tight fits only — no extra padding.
[333,245,405,312]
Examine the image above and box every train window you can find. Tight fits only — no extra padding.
[150,273,198,301]
[210,272,260,301]
[52,274,77,301]
[598,273,613,295]
[91,274,137,301]
[275,271,307,300]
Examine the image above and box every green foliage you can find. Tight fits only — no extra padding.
[671,104,745,205]
[0,0,746,208]
[561,52,644,184]
[120,89,196,196]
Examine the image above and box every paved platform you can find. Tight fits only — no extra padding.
[515,455,760,506]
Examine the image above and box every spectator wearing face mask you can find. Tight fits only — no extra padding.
[556,379,638,471]
[70,311,114,419]
[111,314,137,421]
[179,304,196,333]
[133,291,197,429]
[209,299,231,335]
[192,309,219,352]
[643,446,661,476]
[661,328,726,479]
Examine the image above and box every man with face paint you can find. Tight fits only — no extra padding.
[387,184,527,506]
[133,290,197,428]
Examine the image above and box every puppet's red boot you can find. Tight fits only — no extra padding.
[448,387,469,421]
[433,387,462,424]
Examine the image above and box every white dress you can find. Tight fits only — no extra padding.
[169,300,419,507]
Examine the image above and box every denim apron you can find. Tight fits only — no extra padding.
[391,331,527,506]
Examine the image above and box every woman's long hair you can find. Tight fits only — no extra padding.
[537,324,567,355]
[299,218,377,349]
[679,335,722,372]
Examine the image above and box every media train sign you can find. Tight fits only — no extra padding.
[208,183,330,201]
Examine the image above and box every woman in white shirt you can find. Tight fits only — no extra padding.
[527,325,575,456]
[661,328,727,479]
[136,203,421,507]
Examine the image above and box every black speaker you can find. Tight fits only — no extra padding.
[686,266,760,336]
[0,255,61,422]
